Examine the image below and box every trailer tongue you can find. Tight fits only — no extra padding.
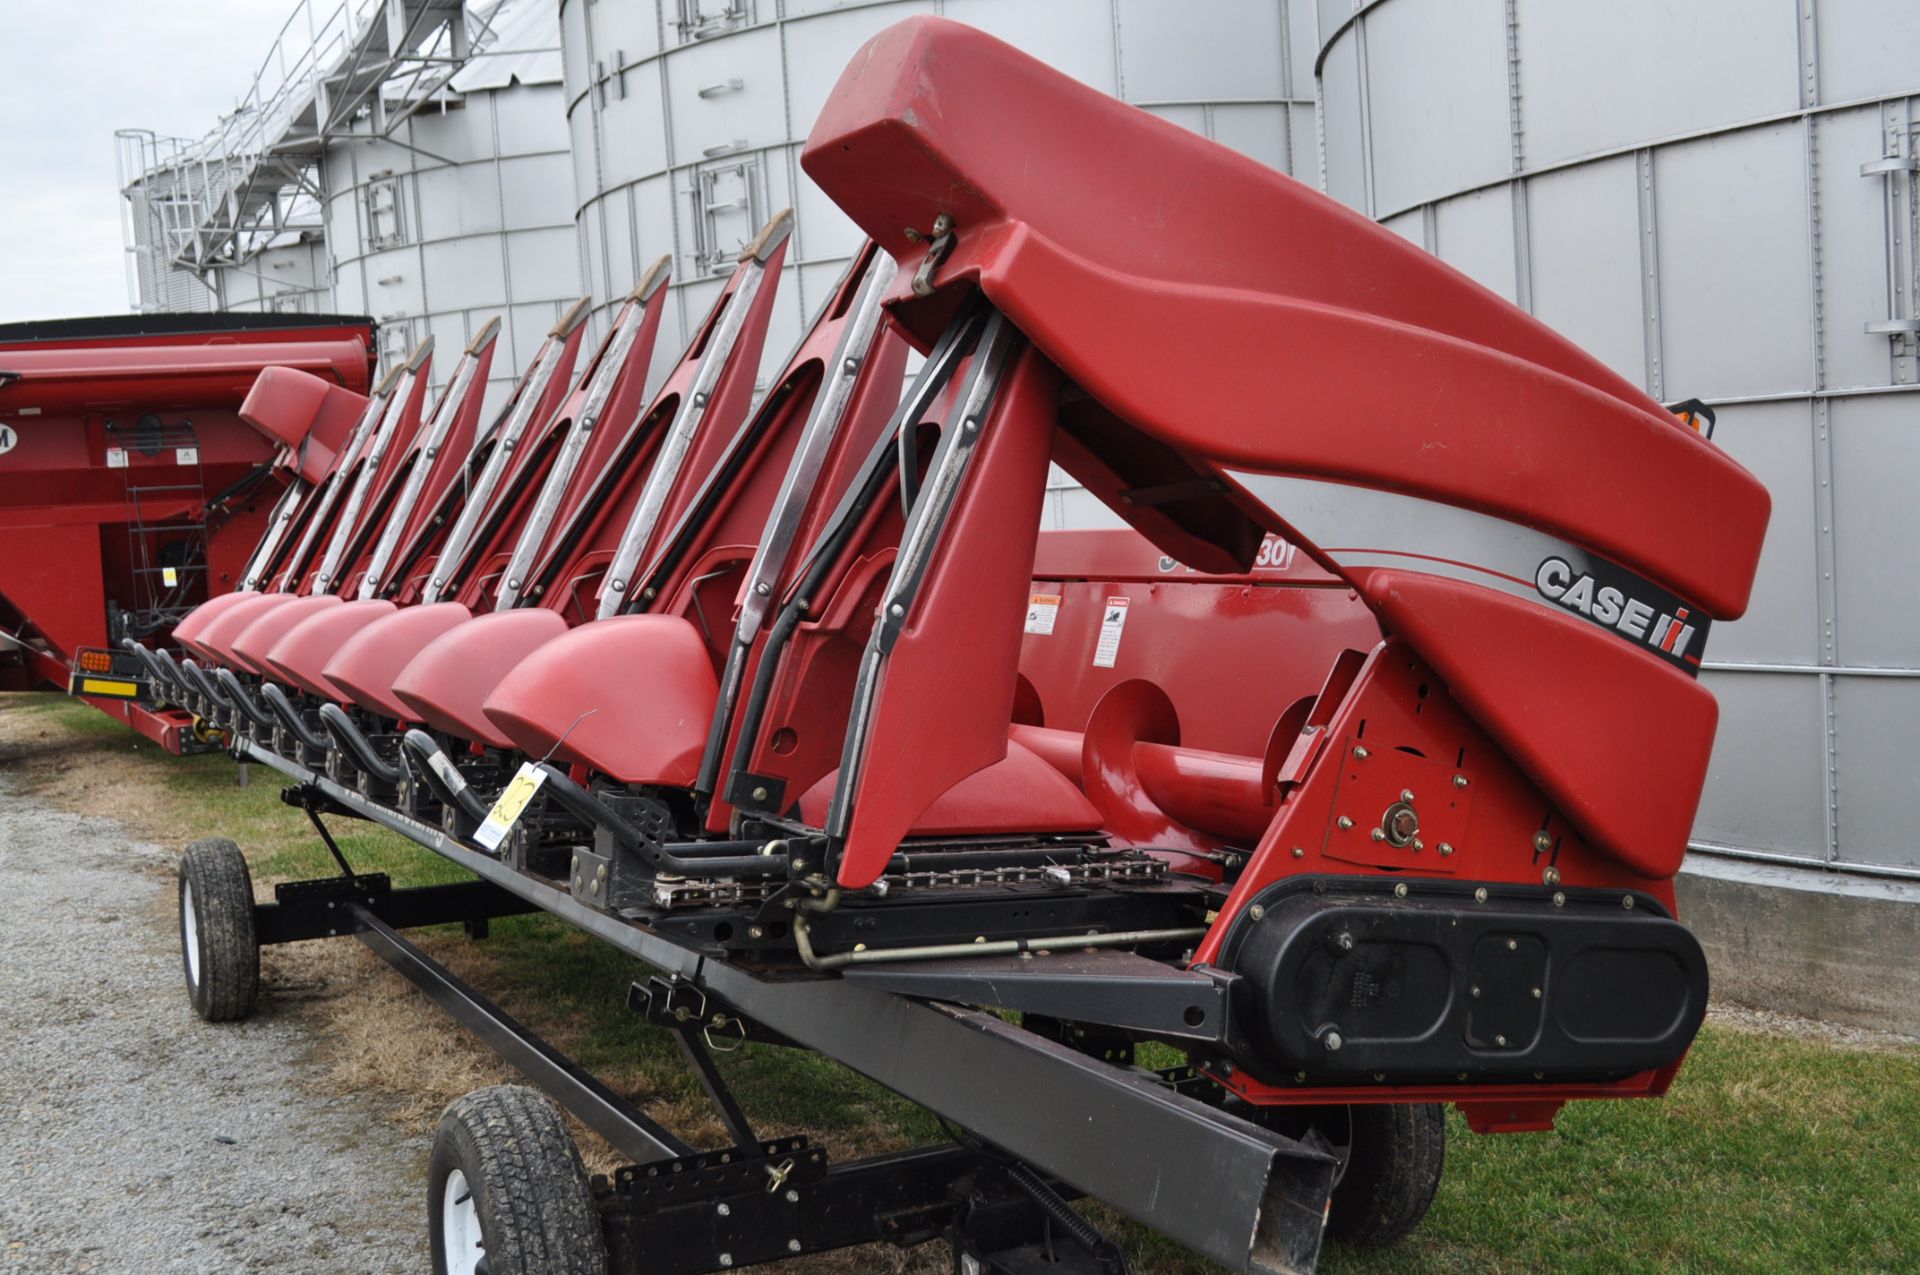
[152,16,1768,1275]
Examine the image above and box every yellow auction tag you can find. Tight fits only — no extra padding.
[474,761,547,851]
[162,566,179,587]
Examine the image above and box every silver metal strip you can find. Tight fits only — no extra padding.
[271,387,392,592]
[358,345,487,599]
[312,362,420,594]
[422,334,569,605]
[595,256,767,619]
[733,252,896,646]
[494,303,647,610]
[237,477,306,593]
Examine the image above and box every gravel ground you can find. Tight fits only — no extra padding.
[0,768,425,1273]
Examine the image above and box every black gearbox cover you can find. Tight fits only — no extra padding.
[1219,881,1707,1082]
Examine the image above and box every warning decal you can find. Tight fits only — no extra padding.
[1092,596,1129,668]
[1025,593,1061,636]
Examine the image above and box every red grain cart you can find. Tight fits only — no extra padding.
[0,311,374,749]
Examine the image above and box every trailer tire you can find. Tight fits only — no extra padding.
[178,838,259,1022]
[1324,1102,1446,1246]
[429,1086,606,1275]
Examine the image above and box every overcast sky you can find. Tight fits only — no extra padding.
[0,1,296,323]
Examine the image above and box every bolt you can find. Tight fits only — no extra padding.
[1374,1073,1386,1082]
[842,357,859,375]
[1453,774,1469,788]
[1393,882,1408,898]
[1335,931,1354,951]
[1353,745,1369,760]
[752,786,769,802]
[1371,828,1387,842]
[1622,895,1636,910]
[754,582,772,596]
[1337,815,1354,830]
[748,925,764,940]
[889,603,905,617]
[1291,847,1306,859]
[1552,891,1566,908]
[1542,866,1561,886]
[1324,1031,1343,1051]
[611,579,625,592]
[1532,986,1542,999]
[1507,938,1518,951]
[1495,1034,1508,1047]
[1401,789,1415,803]
[963,417,979,434]
[1412,838,1425,852]
[789,1240,803,1253]
[1249,904,1266,921]
[785,1189,800,1203]
[1438,842,1454,856]
[1532,831,1552,853]
[1296,1070,1308,1082]
[717,1203,731,1217]
[719,1256,733,1269]
[597,864,608,880]
[1474,887,1489,902]
[1470,984,1482,998]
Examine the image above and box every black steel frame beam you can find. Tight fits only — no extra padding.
[344,903,696,1166]
[252,877,539,945]
[239,742,1336,1275]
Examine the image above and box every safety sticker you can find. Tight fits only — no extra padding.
[162,566,179,588]
[1025,592,1061,636]
[106,447,128,468]
[175,446,199,466]
[475,760,548,851]
[1092,596,1130,668]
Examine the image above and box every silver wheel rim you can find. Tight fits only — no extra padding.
[182,884,201,988]
[441,1168,484,1275]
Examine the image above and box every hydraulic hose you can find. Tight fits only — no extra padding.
[260,683,330,752]
[400,730,494,826]
[318,703,406,786]
[533,764,775,878]
[214,669,275,728]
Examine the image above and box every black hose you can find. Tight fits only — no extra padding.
[318,703,406,786]
[534,765,780,878]
[261,683,330,752]
[180,660,233,712]
[400,730,493,826]
[214,669,275,728]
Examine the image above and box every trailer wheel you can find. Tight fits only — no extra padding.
[429,1086,606,1275]
[1322,1103,1446,1245]
[178,838,259,1022]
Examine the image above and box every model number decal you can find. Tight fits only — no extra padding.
[1535,556,1709,674]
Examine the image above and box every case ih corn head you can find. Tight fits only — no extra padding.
[0,311,375,750]
[133,19,1768,1275]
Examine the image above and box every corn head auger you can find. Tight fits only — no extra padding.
[133,18,1770,1275]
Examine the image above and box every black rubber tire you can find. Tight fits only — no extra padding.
[1325,1102,1447,1246]
[178,838,259,1022]
[428,1086,607,1275]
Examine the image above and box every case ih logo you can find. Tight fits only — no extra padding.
[1534,555,1709,676]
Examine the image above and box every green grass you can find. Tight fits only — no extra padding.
[8,693,1918,1272]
